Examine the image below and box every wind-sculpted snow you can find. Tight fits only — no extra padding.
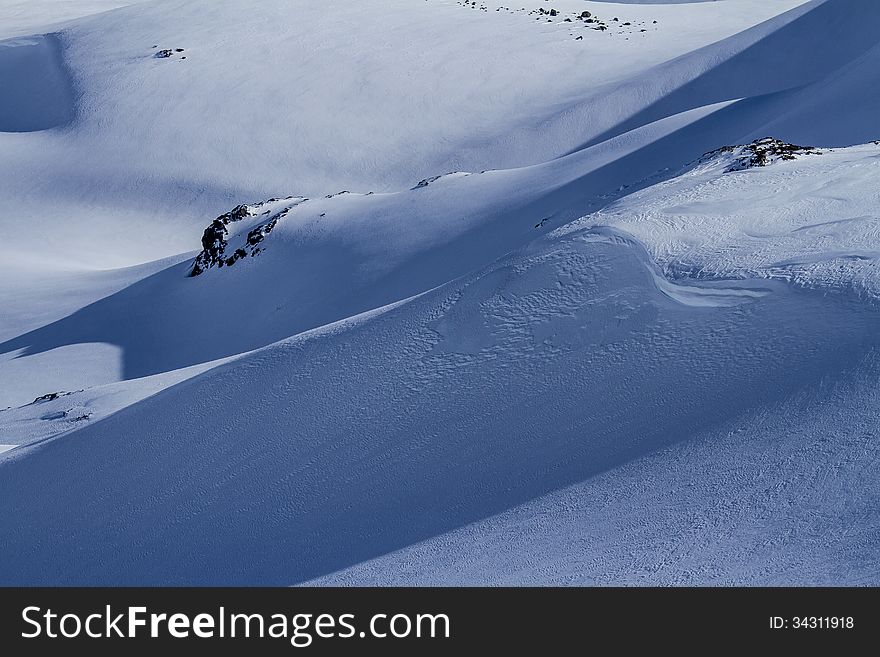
[2,225,878,585]
[574,141,880,298]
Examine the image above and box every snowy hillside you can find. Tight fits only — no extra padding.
[0,0,878,585]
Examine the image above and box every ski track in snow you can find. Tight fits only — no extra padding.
[1,0,879,585]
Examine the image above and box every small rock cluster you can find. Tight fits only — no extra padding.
[701,138,823,172]
[153,46,186,59]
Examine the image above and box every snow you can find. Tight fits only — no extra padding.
[0,0,810,268]
[314,352,880,586]
[0,254,189,408]
[0,1,149,39]
[4,212,878,585]
[569,142,880,297]
[0,0,878,585]
[0,357,224,452]
[0,35,73,132]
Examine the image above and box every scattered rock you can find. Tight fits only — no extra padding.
[449,3,646,41]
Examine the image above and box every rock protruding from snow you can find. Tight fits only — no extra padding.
[411,171,471,190]
[189,198,304,276]
[30,391,74,405]
[154,48,185,59]
[700,137,822,173]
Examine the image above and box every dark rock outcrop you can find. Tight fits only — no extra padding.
[701,138,822,173]
[189,201,298,276]
[154,48,185,59]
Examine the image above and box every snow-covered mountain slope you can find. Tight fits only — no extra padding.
[0,0,833,269]
[0,1,148,39]
[743,39,880,147]
[1,0,879,585]
[0,357,220,449]
[3,139,879,585]
[314,350,880,586]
